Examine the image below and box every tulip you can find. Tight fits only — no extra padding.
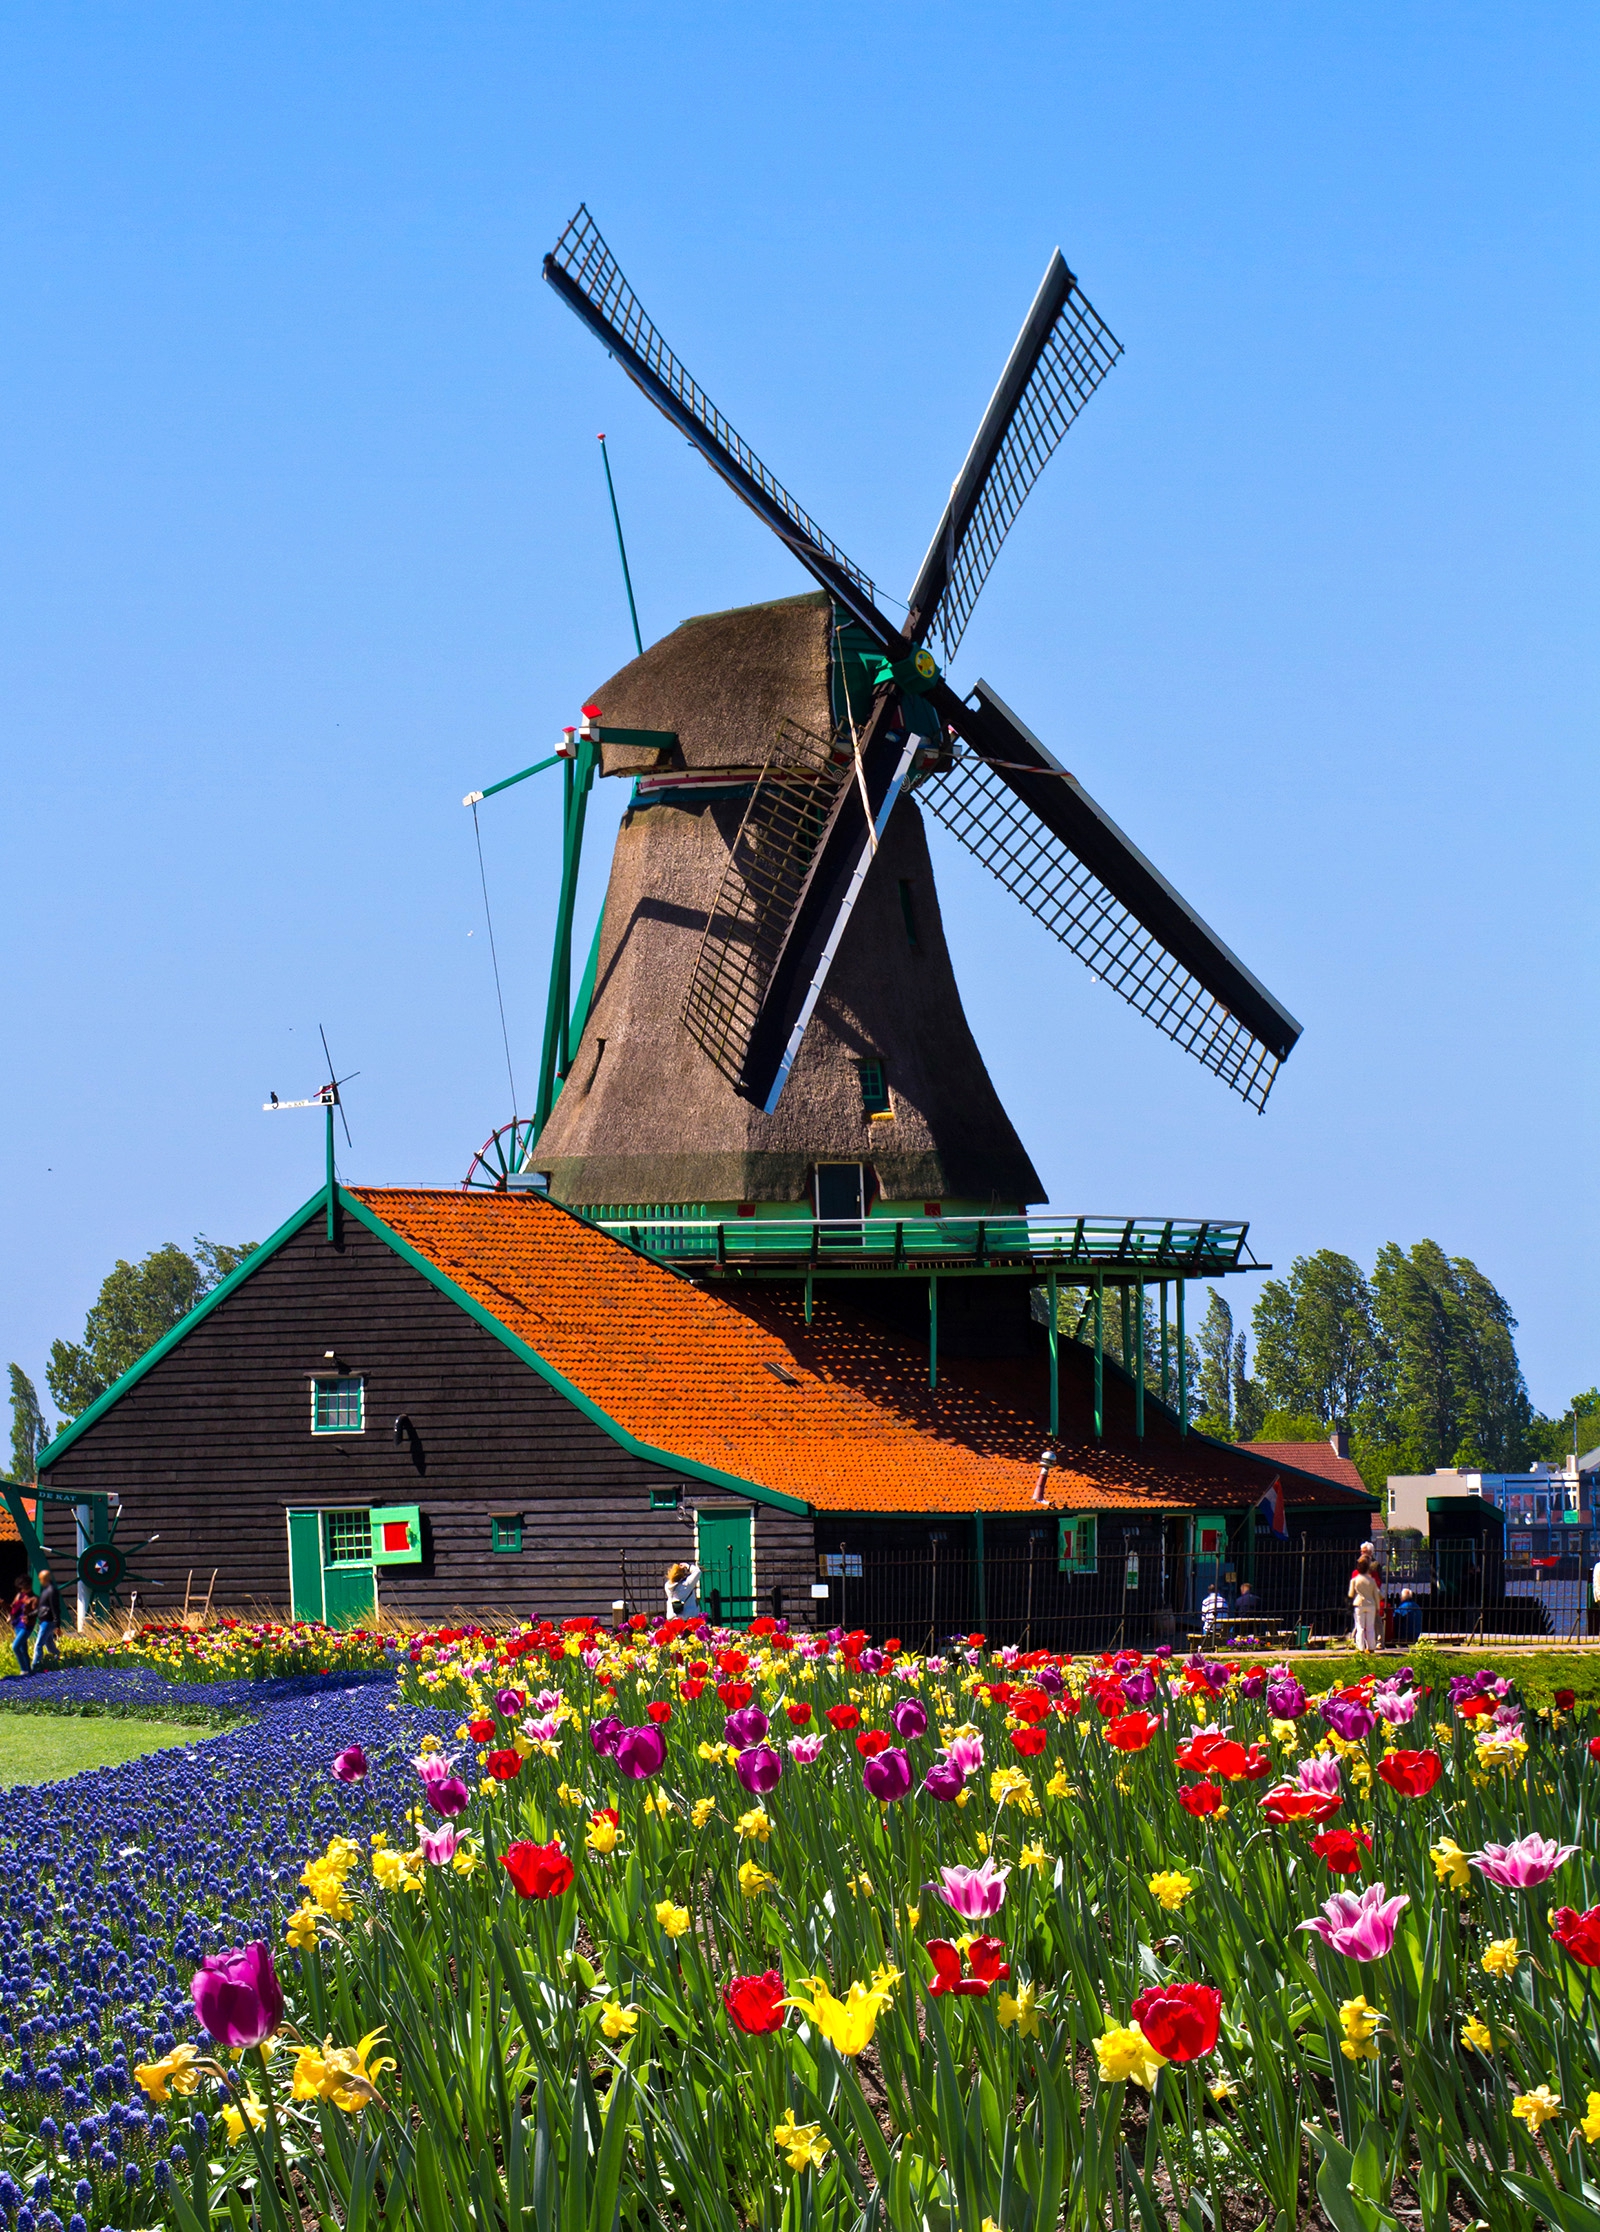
[419,1825,458,1866]
[856,1729,893,1759]
[922,1759,965,1801]
[1551,1906,1600,1966]
[1131,1981,1221,2062]
[190,1943,283,2050]
[424,1774,469,1819]
[785,1701,812,1727]
[1373,1687,1419,1726]
[1554,1688,1577,1711]
[723,1970,787,2034]
[825,1705,861,1732]
[891,1697,928,1741]
[787,1734,826,1764]
[646,1700,673,1725]
[1295,1755,1342,1799]
[1311,1827,1373,1876]
[331,1745,369,1784]
[501,1839,574,1899]
[484,1749,522,1781]
[1178,1779,1222,1817]
[613,1724,666,1780]
[784,1973,895,2056]
[926,1934,1010,1996]
[588,1714,623,1758]
[494,1688,524,1718]
[1470,1834,1579,1889]
[724,1705,769,1749]
[1105,1711,1160,1752]
[944,1734,984,1778]
[1122,1667,1157,1706]
[1321,1696,1376,1741]
[1298,1882,1410,1960]
[932,1857,1009,1919]
[1261,1784,1340,1826]
[1010,1727,1048,1757]
[736,1745,783,1795]
[1266,1674,1307,1719]
[862,1747,912,1803]
[468,1716,497,1742]
[1377,1750,1442,1798]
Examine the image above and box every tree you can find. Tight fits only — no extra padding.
[1366,1241,1532,1473]
[1231,1332,1265,1441]
[1251,1252,1378,1425]
[46,1234,258,1423]
[1194,1290,1234,1433]
[7,1365,48,1483]
[1527,1390,1600,1467]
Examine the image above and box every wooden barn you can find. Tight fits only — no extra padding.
[32,1182,1372,1646]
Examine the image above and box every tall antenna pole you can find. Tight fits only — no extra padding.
[325,1095,336,1240]
[598,434,644,657]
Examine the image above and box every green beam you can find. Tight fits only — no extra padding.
[1159,1280,1170,1405]
[325,1100,337,1244]
[535,738,599,1134]
[565,908,605,1077]
[1134,1283,1145,1439]
[465,752,561,805]
[1177,1279,1188,1437]
[1093,1274,1104,1440]
[1047,1267,1059,1441]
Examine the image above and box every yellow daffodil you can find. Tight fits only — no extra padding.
[1270,1718,1299,1749]
[1018,1842,1051,1872]
[772,2108,830,2172]
[1511,2085,1562,2133]
[555,1781,586,1808]
[585,1816,620,1856]
[1481,1937,1520,1979]
[1460,2015,1494,2054]
[133,2044,201,2104]
[1209,2077,1235,2102]
[642,1789,674,1818]
[1429,1837,1471,1892]
[738,1861,776,1898]
[1582,2091,1600,2144]
[284,1902,321,1950]
[905,1904,921,1929]
[452,1839,483,1876]
[785,1973,895,2056]
[997,1981,1043,2037]
[221,2090,266,2147]
[989,1767,1036,1813]
[736,1806,772,1843]
[1148,1870,1193,1912]
[290,2030,394,2114]
[372,1846,425,1896]
[598,2001,639,2042]
[691,1798,716,1830]
[655,1899,690,1938]
[846,1871,874,1896]
[1093,2022,1166,2090]
[1338,1997,1382,2063]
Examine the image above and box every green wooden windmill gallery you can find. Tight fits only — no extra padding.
[462,206,1304,1437]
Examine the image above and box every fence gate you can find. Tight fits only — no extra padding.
[697,1507,755,1628]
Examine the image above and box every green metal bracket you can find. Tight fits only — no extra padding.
[1047,1267,1059,1441]
[928,1275,939,1391]
[1177,1280,1188,1437]
[535,736,600,1134]
[1134,1284,1145,1440]
[1093,1274,1104,1440]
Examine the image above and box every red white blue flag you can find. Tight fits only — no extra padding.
[1258,1476,1288,1540]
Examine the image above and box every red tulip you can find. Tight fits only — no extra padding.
[1131,1981,1222,2062]
[965,1934,1011,1985]
[501,1839,574,1899]
[1456,1694,1493,1720]
[1311,1827,1373,1876]
[1012,1689,1052,1726]
[680,1679,705,1701]
[469,1717,496,1742]
[1105,1711,1160,1752]
[1586,1736,1600,1763]
[1241,1743,1274,1781]
[646,1701,673,1725]
[826,1705,862,1732]
[1554,1689,1577,1711]
[1175,1731,1236,1775]
[717,1649,750,1676]
[785,1701,812,1727]
[1376,1750,1442,1798]
[1178,1780,1222,1817]
[722,1969,788,2033]
[856,1729,893,1758]
[716,1680,753,1709]
[926,1935,1011,1996]
[1552,1907,1600,1967]
[484,1748,522,1781]
[1010,1727,1048,1757]
[1260,1784,1340,1825]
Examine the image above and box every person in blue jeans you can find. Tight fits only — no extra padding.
[8,1579,36,1674]
[30,1568,62,1671]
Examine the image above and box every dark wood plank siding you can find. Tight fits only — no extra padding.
[41,1211,819,1626]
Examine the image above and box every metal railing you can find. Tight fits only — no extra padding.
[578,1211,1255,1277]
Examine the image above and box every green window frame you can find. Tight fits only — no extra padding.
[311,1375,364,1433]
[490,1514,523,1554]
[1059,1513,1098,1574]
[323,1508,373,1565]
[857,1060,891,1117]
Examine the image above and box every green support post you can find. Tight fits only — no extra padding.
[1160,1281,1170,1405]
[535,737,599,1133]
[1093,1274,1104,1440]
[804,1268,813,1327]
[1135,1284,1145,1440]
[928,1275,939,1391]
[1047,1267,1059,1441]
[1120,1284,1131,1370]
[973,1509,987,1633]
[1177,1280,1188,1437]
[1,1479,48,1588]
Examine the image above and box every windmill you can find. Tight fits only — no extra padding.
[471,206,1300,1225]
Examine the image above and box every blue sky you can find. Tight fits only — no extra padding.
[1,4,1594,1421]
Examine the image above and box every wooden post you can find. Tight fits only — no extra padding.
[202,1570,217,1621]
[182,1571,193,1621]
[1047,1268,1059,1440]
[1093,1275,1104,1440]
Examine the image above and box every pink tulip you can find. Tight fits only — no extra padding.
[944,1735,985,1779]
[420,1824,458,1866]
[787,1734,826,1764]
[932,1857,1010,1920]
[1296,1755,1342,1798]
[1298,1882,1410,1960]
[331,1744,369,1784]
[1470,1834,1579,1889]
[190,1942,284,2049]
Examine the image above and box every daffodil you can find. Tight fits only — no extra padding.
[372,1846,425,1896]
[1018,1842,1051,1872]
[1338,1996,1382,2063]
[997,1981,1043,2037]
[133,2044,201,2104]
[222,2089,266,2146]
[1429,1837,1471,1892]
[290,2030,395,2114]
[1093,2022,1166,2090]
[785,1973,895,2056]
[691,1798,716,1830]
[989,1767,1036,1812]
[555,1781,586,1809]
[1481,1937,1520,1979]
[598,2001,639,2041]
[655,1899,690,1938]
[772,2109,830,2172]
[1148,1870,1193,1912]
[1045,1768,1077,1800]
[284,1902,321,1950]
[1511,2085,1562,2133]
[1460,2015,1494,2054]
[1581,2091,1600,2144]
[738,1861,776,1898]
[736,1806,772,1843]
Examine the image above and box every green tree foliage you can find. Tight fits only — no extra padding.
[1252,1251,1378,1425]
[1526,1389,1600,1467]
[1194,1290,1234,1431]
[7,1365,48,1483]
[46,1235,258,1423]
[1369,1240,1532,1472]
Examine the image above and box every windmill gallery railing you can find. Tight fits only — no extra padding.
[620,1543,1585,1655]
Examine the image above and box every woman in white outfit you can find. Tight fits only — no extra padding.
[665,1560,701,1620]
[1348,1552,1380,1652]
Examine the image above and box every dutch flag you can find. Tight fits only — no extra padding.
[1258,1476,1288,1540]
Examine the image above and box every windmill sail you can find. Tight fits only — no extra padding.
[906,252,1122,660]
[920,680,1301,1110]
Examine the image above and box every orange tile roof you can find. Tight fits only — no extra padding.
[0,1496,33,1545]
[1241,1440,1370,1497]
[351,1189,1371,1519]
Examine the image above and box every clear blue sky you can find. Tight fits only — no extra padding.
[1,5,1593,1422]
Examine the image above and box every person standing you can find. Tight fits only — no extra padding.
[8,1578,37,1675]
[664,1560,701,1620]
[30,1567,63,1671]
[1348,1551,1381,1653]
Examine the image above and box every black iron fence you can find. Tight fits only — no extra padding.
[622,1542,1591,1652]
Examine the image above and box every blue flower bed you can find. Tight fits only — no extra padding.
[0,1665,394,1716]
[0,1674,452,2231]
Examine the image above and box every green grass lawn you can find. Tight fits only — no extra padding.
[0,1714,215,1785]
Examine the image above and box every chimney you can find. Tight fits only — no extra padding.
[1330,1424,1350,1461]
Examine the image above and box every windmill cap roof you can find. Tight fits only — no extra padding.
[585,592,834,775]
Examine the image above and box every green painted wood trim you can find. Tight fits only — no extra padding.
[37,1189,333,1473]
[338,1191,812,1517]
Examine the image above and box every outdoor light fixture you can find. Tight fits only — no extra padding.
[1032,1449,1059,1504]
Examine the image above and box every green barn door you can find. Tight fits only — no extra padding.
[698,1507,754,1628]
[321,1509,375,1627]
[287,1510,325,1623]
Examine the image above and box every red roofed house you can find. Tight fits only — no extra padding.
[34,1182,1372,1642]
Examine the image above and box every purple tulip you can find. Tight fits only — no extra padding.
[614,1724,666,1780]
[788,1734,825,1764]
[1266,1674,1307,1719]
[494,1687,524,1718]
[420,1824,458,1865]
[1296,1754,1342,1798]
[891,1697,928,1741]
[331,1744,368,1784]
[1321,1696,1375,1741]
[588,1714,624,1758]
[736,1744,783,1794]
[922,1759,965,1801]
[724,1705,769,1749]
[1035,1664,1063,1695]
[425,1774,470,1818]
[858,1648,885,1675]
[1298,1883,1409,1961]
[190,1943,283,2050]
[862,1747,912,1803]
[1238,1669,1266,1700]
[932,1857,1009,1919]
[1470,1834,1579,1889]
[1121,1668,1157,1707]
[944,1734,984,1779]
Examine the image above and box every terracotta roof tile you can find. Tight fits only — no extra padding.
[1241,1440,1370,1497]
[352,1189,1372,1518]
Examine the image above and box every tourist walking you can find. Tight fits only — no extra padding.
[1348,1550,1381,1653]
[8,1578,36,1675]
[664,1559,701,1620]
[30,1566,63,1671]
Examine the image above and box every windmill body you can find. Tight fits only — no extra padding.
[534,591,1042,1216]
